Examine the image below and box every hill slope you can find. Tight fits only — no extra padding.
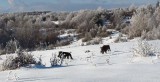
[0,39,160,82]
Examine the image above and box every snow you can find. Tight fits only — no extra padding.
[52,21,63,25]
[0,34,160,82]
[59,33,77,39]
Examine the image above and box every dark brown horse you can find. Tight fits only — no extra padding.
[100,45,111,54]
[58,51,73,60]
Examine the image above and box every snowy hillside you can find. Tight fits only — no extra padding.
[1,1,160,82]
[0,38,160,82]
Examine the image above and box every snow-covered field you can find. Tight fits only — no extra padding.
[0,35,160,82]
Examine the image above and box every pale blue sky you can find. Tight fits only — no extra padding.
[0,0,158,13]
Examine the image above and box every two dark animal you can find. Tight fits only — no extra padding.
[58,51,73,60]
[101,45,111,54]
[57,45,110,60]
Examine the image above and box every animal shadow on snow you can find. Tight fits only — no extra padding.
[26,64,74,69]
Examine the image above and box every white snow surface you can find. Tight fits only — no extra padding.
[0,38,160,82]
[52,21,60,25]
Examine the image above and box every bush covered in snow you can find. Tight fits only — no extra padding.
[50,54,59,67]
[82,32,93,42]
[5,39,19,54]
[114,33,128,43]
[132,39,156,57]
[124,5,160,40]
[87,37,102,45]
[1,51,36,71]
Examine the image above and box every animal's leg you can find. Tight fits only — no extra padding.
[105,51,107,54]
[58,52,63,59]
[67,56,69,59]
[101,51,104,54]
[70,55,73,59]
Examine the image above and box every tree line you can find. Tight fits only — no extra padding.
[0,2,160,53]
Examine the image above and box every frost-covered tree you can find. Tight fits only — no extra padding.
[128,7,151,39]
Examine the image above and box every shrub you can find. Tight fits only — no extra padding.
[0,45,6,55]
[50,54,59,67]
[0,29,11,46]
[97,27,112,38]
[1,51,36,71]
[87,37,102,45]
[1,56,16,71]
[82,32,92,42]
[5,39,19,54]
[121,26,129,34]
[98,32,109,37]
[36,55,43,65]
[114,33,128,43]
[132,39,155,57]
[115,23,126,31]
[141,27,160,40]
[56,40,71,47]
[0,49,6,55]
